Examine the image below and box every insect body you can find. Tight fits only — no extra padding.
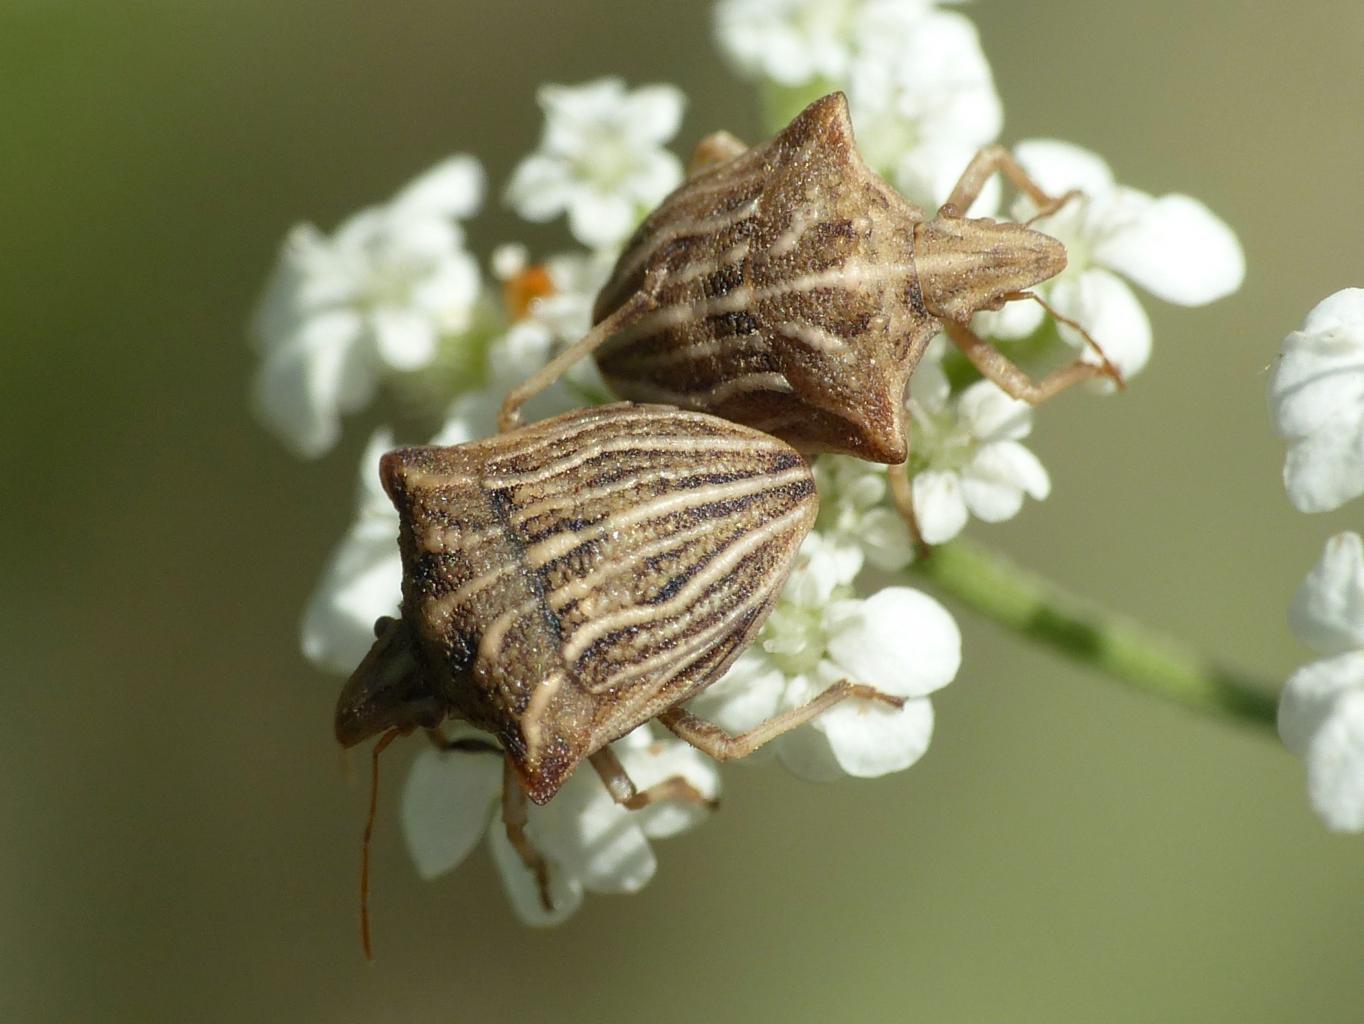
[337,402,900,916]
[499,93,1120,529]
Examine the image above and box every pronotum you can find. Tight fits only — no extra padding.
[499,92,1121,531]
[338,402,900,945]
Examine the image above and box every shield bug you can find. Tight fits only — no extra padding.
[499,92,1121,532]
[339,402,900,944]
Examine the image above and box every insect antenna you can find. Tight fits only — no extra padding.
[360,726,402,961]
[1007,290,1127,390]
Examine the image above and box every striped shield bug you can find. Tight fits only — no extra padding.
[499,92,1121,534]
[338,402,900,944]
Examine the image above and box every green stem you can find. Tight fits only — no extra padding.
[908,537,1279,732]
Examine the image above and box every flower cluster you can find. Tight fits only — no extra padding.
[251,0,1249,923]
[1270,290,1364,832]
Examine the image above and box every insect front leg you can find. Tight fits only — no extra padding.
[501,758,554,911]
[588,746,718,812]
[939,144,1079,221]
[943,319,1119,404]
[657,682,904,762]
[498,275,663,433]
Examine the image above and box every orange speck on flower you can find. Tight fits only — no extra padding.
[503,265,556,321]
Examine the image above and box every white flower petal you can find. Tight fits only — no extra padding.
[1304,689,1364,832]
[300,518,401,674]
[695,650,788,735]
[411,252,481,318]
[568,189,638,250]
[1270,295,1364,513]
[956,380,1033,442]
[961,441,1051,521]
[1093,193,1244,305]
[355,427,398,515]
[912,469,968,544]
[389,155,486,221]
[624,149,684,207]
[371,307,439,371]
[1013,139,1116,198]
[1048,267,1153,380]
[624,84,686,143]
[818,694,936,778]
[534,779,657,895]
[250,224,352,353]
[1268,299,1364,440]
[487,821,584,927]
[1278,652,1364,756]
[973,294,1045,341]
[1289,533,1364,654]
[505,155,577,222]
[825,588,961,698]
[251,310,371,458]
[400,747,502,879]
[775,715,851,783]
[907,348,951,409]
[1303,287,1364,337]
[857,507,915,573]
[1282,424,1364,514]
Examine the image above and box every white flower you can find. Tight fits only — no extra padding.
[300,415,475,675]
[439,247,616,442]
[505,79,685,251]
[251,157,486,457]
[1268,289,1364,513]
[401,725,720,925]
[846,11,1002,213]
[906,355,1050,544]
[693,533,960,780]
[812,455,914,575]
[715,0,947,88]
[1280,533,1364,832]
[300,430,403,674]
[975,140,1244,381]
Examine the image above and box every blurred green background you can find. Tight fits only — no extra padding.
[4,1,1362,1020]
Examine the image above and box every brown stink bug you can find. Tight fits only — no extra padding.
[499,92,1120,532]
[338,402,900,944]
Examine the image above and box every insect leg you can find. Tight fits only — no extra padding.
[887,456,927,550]
[588,746,718,812]
[943,320,1119,404]
[498,280,662,433]
[657,682,904,762]
[501,758,554,911]
[688,130,747,177]
[939,144,1079,220]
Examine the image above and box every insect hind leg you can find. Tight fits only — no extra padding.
[588,746,718,812]
[657,681,903,762]
[943,319,1120,404]
[501,758,554,911]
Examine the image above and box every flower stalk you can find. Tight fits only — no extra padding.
[909,537,1279,731]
